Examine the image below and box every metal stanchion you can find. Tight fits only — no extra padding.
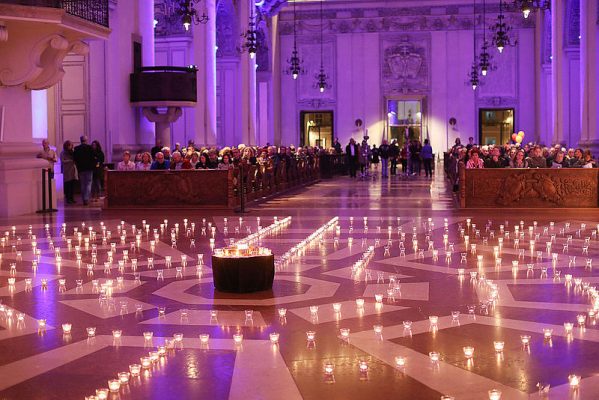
[36,168,57,214]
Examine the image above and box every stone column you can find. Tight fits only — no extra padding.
[239,0,257,145]
[137,0,155,145]
[533,11,544,144]
[579,0,599,152]
[551,0,566,144]
[271,15,281,146]
[192,0,217,147]
[143,107,183,147]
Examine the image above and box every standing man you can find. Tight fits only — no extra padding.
[379,139,390,178]
[389,139,399,176]
[333,138,342,154]
[421,139,434,178]
[346,138,359,178]
[73,135,95,205]
[151,139,162,159]
[36,139,57,176]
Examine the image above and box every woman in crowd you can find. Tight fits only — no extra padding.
[371,144,379,170]
[134,151,143,164]
[196,152,210,169]
[136,152,152,171]
[60,140,77,204]
[242,146,257,165]
[583,150,597,168]
[91,140,105,200]
[421,139,434,178]
[190,151,200,166]
[509,149,528,168]
[219,153,233,170]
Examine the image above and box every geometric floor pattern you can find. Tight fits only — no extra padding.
[1,172,599,399]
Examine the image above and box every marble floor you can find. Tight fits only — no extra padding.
[1,170,599,399]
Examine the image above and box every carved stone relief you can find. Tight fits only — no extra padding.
[216,0,240,58]
[380,33,430,95]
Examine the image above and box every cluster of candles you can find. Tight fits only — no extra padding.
[233,216,291,247]
[278,217,339,262]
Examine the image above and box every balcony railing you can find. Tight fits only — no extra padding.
[2,0,109,27]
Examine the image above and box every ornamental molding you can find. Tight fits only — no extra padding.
[279,8,534,35]
[0,33,89,90]
[380,33,430,96]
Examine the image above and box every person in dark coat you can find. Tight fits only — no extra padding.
[345,138,359,178]
[388,139,399,175]
[73,135,95,205]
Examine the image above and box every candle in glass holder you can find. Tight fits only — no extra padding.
[129,364,141,376]
[493,341,505,352]
[86,327,96,337]
[118,372,130,384]
[451,311,460,320]
[112,330,122,339]
[306,331,316,342]
[373,324,383,334]
[395,356,406,367]
[429,316,439,325]
[520,335,531,345]
[200,334,210,344]
[339,328,350,340]
[356,298,365,307]
[463,346,474,358]
[309,306,319,314]
[577,314,586,325]
[543,329,553,339]
[359,361,368,373]
[108,379,120,392]
[324,362,334,375]
[429,352,440,362]
[332,303,342,313]
[140,357,151,369]
[62,323,72,334]
[95,389,108,400]
[269,332,280,344]
[143,331,153,340]
[568,374,581,388]
[278,308,287,318]
[157,346,166,356]
[564,322,574,333]
[233,333,244,344]
[173,333,183,342]
[403,320,412,329]
[374,293,384,303]
[488,389,502,400]
[210,310,218,318]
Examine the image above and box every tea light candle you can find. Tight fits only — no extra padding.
[118,372,130,384]
[95,389,108,400]
[564,322,574,333]
[112,330,122,339]
[429,315,439,325]
[395,356,406,367]
[87,327,96,337]
[269,332,280,344]
[577,314,586,325]
[62,323,72,334]
[520,335,531,345]
[451,311,460,319]
[129,364,141,376]
[210,310,218,318]
[373,324,383,334]
[306,331,316,342]
[309,306,319,314]
[356,298,365,307]
[277,308,287,318]
[173,333,183,342]
[198,334,210,344]
[488,389,502,400]
[493,341,505,352]
[233,333,244,344]
[543,329,553,339]
[359,361,369,373]
[143,331,153,340]
[332,303,342,313]
[140,356,151,369]
[324,362,334,375]
[568,374,581,388]
[403,320,412,329]
[429,351,440,362]
[374,294,383,303]
[339,328,350,340]
[463,346,474,358]
[108,379,120,392]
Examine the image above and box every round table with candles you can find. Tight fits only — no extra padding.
[211,246,275,293]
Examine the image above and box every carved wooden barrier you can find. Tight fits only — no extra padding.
[458,163,599,208]
[104,169,236,209]
[105,158,322,209]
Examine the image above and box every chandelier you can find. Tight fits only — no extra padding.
[286,0,303,79]
[240,3,258,58]
[469,0,479,90]
[490,0,517,53]
[478,0,494,76]
[314,0,329,92]
[180,0,208,31]
[513,0,550,19]
[469,62,480,90]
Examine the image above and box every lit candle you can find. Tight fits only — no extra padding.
[463,346,474,358]
[520,335,531,345]
[118,372,130,384]
[200,334,210,344]
[356,298,365,307]
[493,341,505,352]
[359,360,368,373]
[332,303,342,313]
[143,331,153,340]
[395,356,406,367]
[374,294,383,303]
[373,324,383,334]
[324,362,334,375]
[129,364,141,376]
[62,323,72,334]
[233,333,244,344]
[488,389,502,400]
[339,328,350,340]
[429,352,440,362]
[87,327,96,337]
[108,379,120,392]
[577,314,586,325]
[429,316,439,325]
[568,374,581,388]
[309,306,319,314]
[140,357,151,369]
[543,329,553,339]
[173,333,183,342]
[95,389,108,400]
[403,320,412,329]
[564,322,574,333]
[112,330,122,339]
[278,308,287,318]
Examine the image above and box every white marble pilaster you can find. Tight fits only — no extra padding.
[579,0,599,152]
[551,0,566,144]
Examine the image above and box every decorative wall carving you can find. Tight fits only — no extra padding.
[461,168,599,208]
[296,36,336,103]
[256,20,270,72]
[380,33,430,95]
[216,0,240,58]
[154,0,191,38]
[280,7,533,36]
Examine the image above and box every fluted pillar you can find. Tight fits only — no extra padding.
[551,0,566,144]
[579,0,599,152]
[137,0,155,145]
[239,0,257,145]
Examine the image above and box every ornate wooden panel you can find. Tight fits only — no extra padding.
[461,167,599,208]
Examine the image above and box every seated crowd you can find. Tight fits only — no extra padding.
[116,141,320,172]
[448,138,597,170]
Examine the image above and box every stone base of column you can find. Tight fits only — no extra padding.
[577,139,599,155]
[0,143,50,217]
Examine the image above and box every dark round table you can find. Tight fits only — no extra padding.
[211,254,275,293]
